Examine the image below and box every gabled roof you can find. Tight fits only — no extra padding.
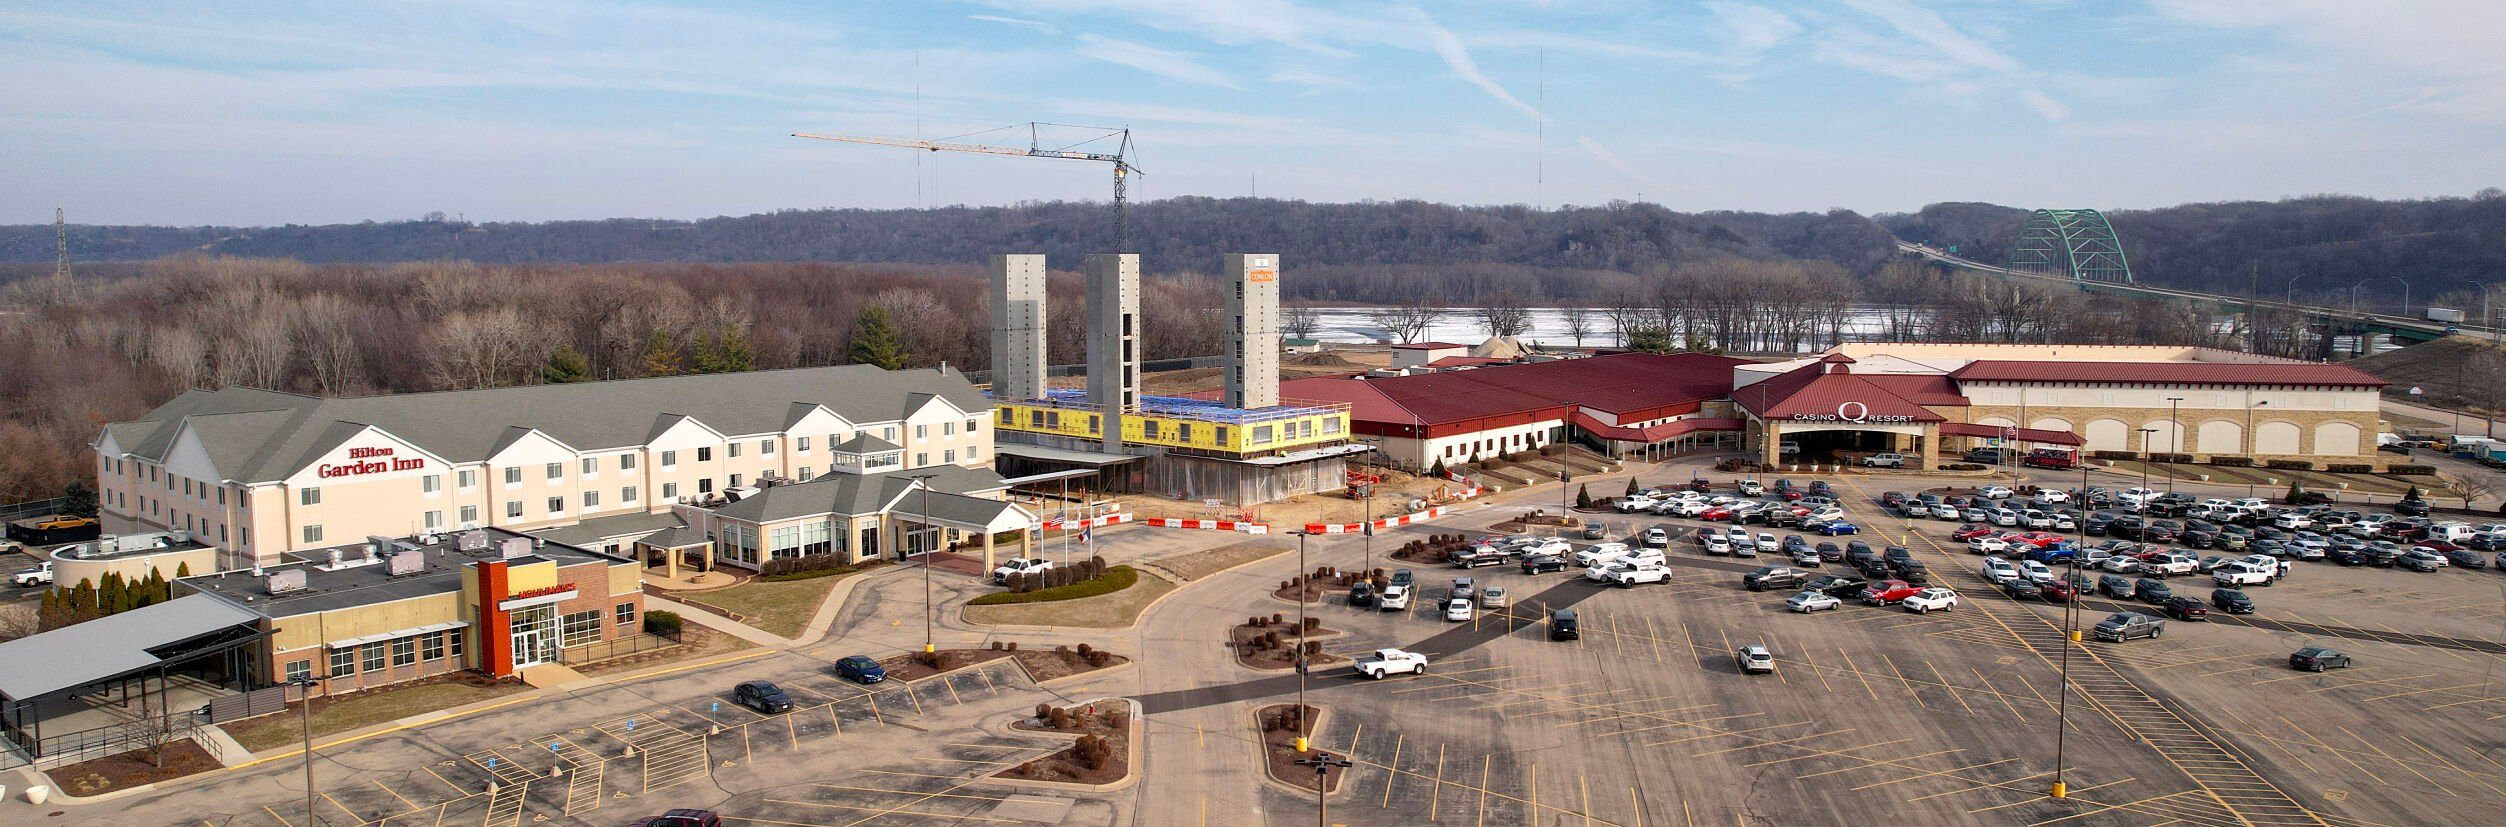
[103,365,990,483]
[1280,352,1749,428]
[706,463,1006,524]
[1735,362,1949,423]
[834,433,902,454]
[0,594,263,701]
[1948,361,2388,388]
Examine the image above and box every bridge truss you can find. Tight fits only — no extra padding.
[2009,208,2135,284]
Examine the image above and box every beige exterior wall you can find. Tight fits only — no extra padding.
[53,547,216,589]
[1959,380,2380,461]
[97,396,994,568]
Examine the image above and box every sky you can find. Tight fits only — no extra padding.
[3,0,2503,226]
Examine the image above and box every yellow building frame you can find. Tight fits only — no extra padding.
[993,399,1350,457]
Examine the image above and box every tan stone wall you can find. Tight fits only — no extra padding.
[1963,404,2378,462]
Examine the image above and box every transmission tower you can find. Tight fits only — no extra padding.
[54,207,72,284]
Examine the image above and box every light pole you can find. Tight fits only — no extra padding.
[908,473,939,655]
[1293,750,1352,826]
[2051,463,2087,800]
[1290,530,1313,755]
[2136,428,2158,502]
[2245,398,2268,499]
[293,677,318,824]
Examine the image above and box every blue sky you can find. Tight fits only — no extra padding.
[4,0,2502,226]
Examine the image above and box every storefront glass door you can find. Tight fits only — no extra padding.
[509,604,557,668]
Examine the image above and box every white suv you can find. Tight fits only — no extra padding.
[1901,588,1958,613]
[1863,453,1907,468]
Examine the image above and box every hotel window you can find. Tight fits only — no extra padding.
[619,454,636,471]
[916,453,928,466]
[220,525,228,543]
[285,660,312,683]
[424,511,443,530]
[915,424,928,440]
[698,447,713,462]
[966,418,979,433]
[968,446,979,460]
[459,468,477,488]
[662,482,678,498]
[1324,418,1342,435]
[797,437,811,452]
[545,462,563,480]
[392,637,417,667]
[622,486,639,504]
[329,648,356,677]
[300,487,321,506]
[697,478,713,494]
[422,475,440,494]
[582,457,598,475]
[449,630,465,659]
[505,467,522,484]
[943,422,955,436]
[798,468,815,481]
[460,505,479,525]
[616,603,637,626]
[884,427,897,441]
[362,643,386,673]
[506,501,523,518]
[422,635,445,661]
[660,450,677,468]
[760,439,774,455]
[583,491,600,509]
[240,527,250,546]
[732,474,748,489]
[728,443,741,458]
[944,449,956,463]
[561,609,602,645]
[302,525,324,544]
[547,496,564,514]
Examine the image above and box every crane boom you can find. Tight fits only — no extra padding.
[792,123,1139,252]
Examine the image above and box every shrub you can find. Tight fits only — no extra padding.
[1036,703,1053,721]
[2150,453,2194,464]
[1575,484,1592,509]
[1049,707,1075,730]
[2266,459,2314,470]
[1076,642,1095,657]
[1084,649,1113,667]
[2090,450,2137,460]
[2324,463,2372,474]
[757,553,850,578]
[968,566,1141,605]
[2207,456,2254,467]
[2387,464,2436,475]
[642,610,683,637]
[1940,463,1987,471]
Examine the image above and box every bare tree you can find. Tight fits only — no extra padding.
[116,701,188,768]
[1365,298,1440,344]
[2441,472,2498,508]
[299,294,367,395]
[1557,307,1593,347]
[1281,304,1322,340]
[1474,291,1533,338]
[235,303,295,389]
[428,307,539,389]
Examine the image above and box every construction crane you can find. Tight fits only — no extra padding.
[793,123,1141,252]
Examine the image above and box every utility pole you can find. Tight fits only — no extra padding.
[295,677,317,824]
[53,207,72,287]
[910,473,939,655]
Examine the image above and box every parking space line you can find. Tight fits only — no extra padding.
[1649,720,1817,750]
[2278,714,2384,783]
[372,778,420,811]
[1741,739,1911,768]
[2396,733,2506,800]
[1969,667,2028,721]
[260,805,296,827]
[1430,742,1448,816]
[1383,732,1404,807]
[1794,748,1965,779]
[1906,769,2059,803]
[764,798,1023,824]
[1678,725,1844,754]
[1847,757,2017,792]
[1835,647,1882,701]
[1925,661,1978,716]
[2338,724,2448,791]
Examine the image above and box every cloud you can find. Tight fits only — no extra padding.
[1839,0,2023,73]
[1576,136,1643,182]
[1267,66,1366,94]
[2150,0,2506,123]
[1415,12,1547,123]
[1706,2,1804,65]
[968,14,1058,35]
[1072,34,1244,89]
[2019,89,2070,120]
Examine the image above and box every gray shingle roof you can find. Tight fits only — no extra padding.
[105,365,989,483]
[529,510,689,547]
[833,433,902,454]
[707,464,1007,524]
[0,594,264,701]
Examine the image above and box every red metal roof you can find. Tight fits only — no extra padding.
[1734,362,1948,423]
[1279,352,1749,429]
[1570,412,1744,442]
[1939,422,2084,446]
[1949,360,2388,387]
[1862,374,1970,406]
[1390,342,1474,350]
[1427,356,1514,368]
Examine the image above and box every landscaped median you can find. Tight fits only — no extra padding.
[969,564,1139,605]
[963,566,1178,629]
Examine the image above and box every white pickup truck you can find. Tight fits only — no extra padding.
[992,557,1054,584]
[1589,562,1671,586]
[1354,648,1429,679]
[10,561,52,587]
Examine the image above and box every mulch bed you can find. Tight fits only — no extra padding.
[51,739,220,796]
[1269,566,1365,603]
[1256,704,1343,793]
[1010,647,1130,683]
[876,648,1015,682]
[995,700,1131,785]
[1229,619,1348,671]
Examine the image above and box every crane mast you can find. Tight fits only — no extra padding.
[793,123,1140,252]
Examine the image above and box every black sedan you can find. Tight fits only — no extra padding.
[1521,553,1570,575]
[1806,574,1868,598]
[2211,588,2255,614]
[2135,578,2174,604]
[734,680,793,714]
[2290,646,2353,672]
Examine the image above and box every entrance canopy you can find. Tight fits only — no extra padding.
[0,594,263,703]
[1938,423,2085,446]
[1570,412,1743,442]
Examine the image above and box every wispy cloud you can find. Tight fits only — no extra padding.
[1073,34,1243,90]
[2019,89,2070,120]
[1576,136,1645,182]
[968,14,1058,35]
[1415,12,1547,123]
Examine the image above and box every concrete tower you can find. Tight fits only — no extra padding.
[1085,254,1140,452]
[1224,253,1281,409]
[988,254,1049,402]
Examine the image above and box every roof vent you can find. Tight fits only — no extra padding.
[458,530,491,552]
[168,530,191,545]
[266,569,307,595]
[385,550,426,576]
[500,537,532,559]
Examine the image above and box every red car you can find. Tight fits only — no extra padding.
[2011,532,2066,548]
[1859,579,1920,605]
[1694,528,1718,544]
[1778,489,1806,502]
[638,811,722,827]
[2036,579,2079,601]
[1689,478,1714,492]
[1951,524,1998,541]
[1700,506,1735,521]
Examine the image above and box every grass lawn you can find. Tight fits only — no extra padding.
[695,571,855,639]
[226,680,528,753]
[964,570,1179,629]
[1142,541,1292,582]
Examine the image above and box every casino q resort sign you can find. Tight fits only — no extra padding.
[1788,402,1916,425]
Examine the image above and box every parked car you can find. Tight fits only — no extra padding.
[2135,578,2174,604]
[1863,453,1908,468]
[1901,587,1959,613]
[2093,611,2165,642]
[1734,644,1776,674]
[1643,527,1670,547]
[1744,566,1811,592]
[2211,588,2255,614]
[992,557,1054,584]
[1549,609,1579,640]
[2444,548,2487,569]
[1356,648,1430,678]
[2161,596,2210,621]
[1444,598,1476,621]
[1378,584,1413,611]
[2394,498,2430,517]
[835,655,888,685]
[9,562,52,587]
[734,680,793,714]
[1787,590,1842,613]
[1347,580,1376,607]
[1860,579,1921,605]
[2289,646,2352,672]
[637,810,723,827]
[1480,586,1509,610]
[1521,553,1570,575]
[1807,574,1869,598]
[2400,549,2447,572]
[1981,556,2020,584]
[1999,578,2042,600]
[2036,577,2077,602]
[2098,574,2137,600]
[1591,563,1672,587]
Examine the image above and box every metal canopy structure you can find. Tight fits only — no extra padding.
[2010,209,2136,285]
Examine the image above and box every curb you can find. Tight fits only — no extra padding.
[958,567,1187,633]
[1023,657,1139,690]
[1251,703,1341,798]
[978,697,1146,794]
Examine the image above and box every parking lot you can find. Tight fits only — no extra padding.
[1238,469,2503,826]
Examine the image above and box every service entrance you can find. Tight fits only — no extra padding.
[508,604,558,669]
